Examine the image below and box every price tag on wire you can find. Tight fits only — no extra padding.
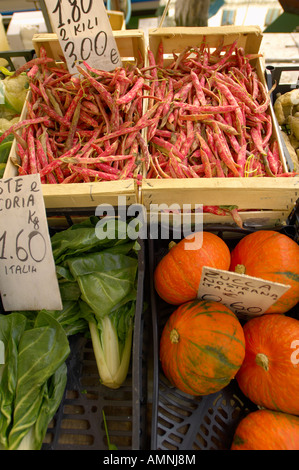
[44,0,122,73]
[0,174,62,311]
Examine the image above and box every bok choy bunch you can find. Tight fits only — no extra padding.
[51,216,140,389]
[0,311,69,450]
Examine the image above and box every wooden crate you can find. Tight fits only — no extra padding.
[106,10,126,31]
[32,30,145,67]
[139,25,299,226]
[3,30,146,209]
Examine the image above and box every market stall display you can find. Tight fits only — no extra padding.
[1,26,298,226]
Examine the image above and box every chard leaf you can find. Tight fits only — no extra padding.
[0,313,27,449]
[0,311,69,450]
[0,140,13,164]
[58,280,82,301]
[41,301,87,336]
[67,252,138,318]
[33,362,67,449]
[51,218,132,264]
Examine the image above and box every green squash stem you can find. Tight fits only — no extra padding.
[170,328,180,344]
[255,353,269,371]
[235,264,246,274]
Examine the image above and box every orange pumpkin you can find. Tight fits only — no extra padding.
[230,230,299,314]
[231,409,299,450]
[154,231,231,305]
[236,314,299,415]
[159,300,245,396]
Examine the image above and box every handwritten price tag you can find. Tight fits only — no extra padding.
[0,175,62,311]
[44,0,122,73]
[197,266,290,319]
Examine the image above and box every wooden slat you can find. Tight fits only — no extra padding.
[32,30,146,64]
[148,25,263,62]
[42,180,137,208]
[141,177,299,211]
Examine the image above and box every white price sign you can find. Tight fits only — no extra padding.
[44,0,122,73]
[0,175,62,311]
[197,266,291,319]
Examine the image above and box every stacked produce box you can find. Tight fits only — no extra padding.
[0,25,298,451]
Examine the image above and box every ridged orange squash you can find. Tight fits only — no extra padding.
[230,230,299,314]
[231,409,299,450]
[236,313,299,415]
[159,300,245,396]
[154,231,231,305]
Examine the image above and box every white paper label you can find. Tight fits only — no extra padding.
[197,266,291,319]
[44,0,122,73]
[0,174,62,311]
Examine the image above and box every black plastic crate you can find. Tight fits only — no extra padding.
[0,209,149,451]
[267,64,299,104]
[149,220,298,451]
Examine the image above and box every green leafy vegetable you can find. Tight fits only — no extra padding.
[40,300,86,337]
[0,311,70,450]
[0,132,14,178]
[0,216,140,450]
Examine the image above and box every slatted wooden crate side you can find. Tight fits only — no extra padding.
[3,31,147,209]
[147,25,263,62]
[140,177,299,211]
[32,30,146,65]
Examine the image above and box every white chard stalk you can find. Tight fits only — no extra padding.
[89,318,133,389]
